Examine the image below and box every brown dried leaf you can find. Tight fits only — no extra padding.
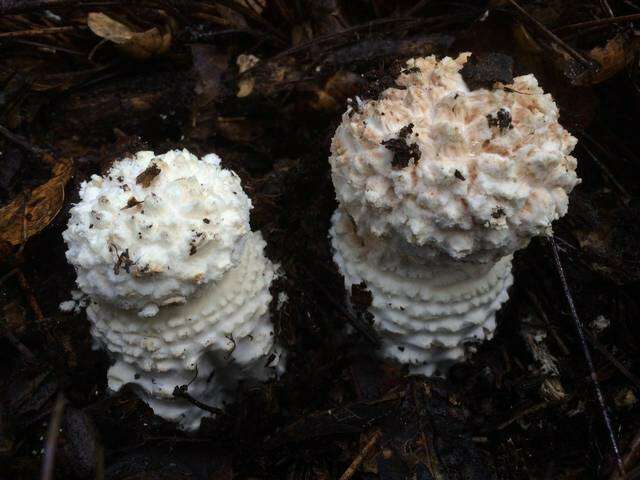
[310,71,366,111]
[135,163,161,187]
[0,158,72,246]
[213,116,264,144]
[122,196,143,209]
[231,56,302,100]
[87,12,132,43]
[581,33,640,85]
[87,12,172,59]
[236,54,260,98]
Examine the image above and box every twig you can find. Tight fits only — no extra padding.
[9,38,86,56]
[17,270,46,323]
[610,428,640,480]
[525,289,570,356]
[498,401,549,430]
[205,0,287,44]
[405,0,431,16]
[579,140,631,201]
[623,0,640,12]
[338,429,382,480]
[0,25,82,39]
[0,268,18,286]
[172,385,223,416]
[0,124,44,154]
[555,13,640,33]
[505,0,592,67]
[0,0,139,14]
[1,0,69,13]
[40,393,66,480]
[0,322,36,360]
[414,382,441,477]
[584,328,640,390]
[272,16,443,61]
[601,0,615,18]
[549,237,624,475]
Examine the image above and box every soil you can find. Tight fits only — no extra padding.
[1,1,640,479]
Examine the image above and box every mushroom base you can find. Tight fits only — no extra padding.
[330,209,513,376]
[87,232,285,431]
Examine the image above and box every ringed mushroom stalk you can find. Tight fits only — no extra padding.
[63,149,285,430]
[329,53,580,376]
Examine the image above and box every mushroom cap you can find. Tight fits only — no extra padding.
[330,53,580,263]
[63,149,252,314]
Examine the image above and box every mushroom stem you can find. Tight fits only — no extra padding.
[331,209,512,375]
[90,232,284,430]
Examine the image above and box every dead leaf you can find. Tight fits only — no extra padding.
[122,196,143,209]
[580,32,640,85]
[87,12,172,59]
[87,12,133,44]
[233,57,301,99]
[310,71,366,111]
[236,54,260,98]
[0,158,72,246]
[214,116,264,144]
[135,163,161,187]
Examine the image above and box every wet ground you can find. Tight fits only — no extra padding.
[1,1,640,479]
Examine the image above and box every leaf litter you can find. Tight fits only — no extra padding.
[1,1,640,479]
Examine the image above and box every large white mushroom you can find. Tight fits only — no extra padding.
[330,53,580,375]
[63,149,284,430]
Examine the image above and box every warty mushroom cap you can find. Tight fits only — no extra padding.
[63,149,252,315]
[330,53,580,264]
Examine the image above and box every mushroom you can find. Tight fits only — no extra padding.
[329,53,580,375]
[63,149,285,430]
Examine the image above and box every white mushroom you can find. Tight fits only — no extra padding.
[63,149,285,430]
[329,53,580,375]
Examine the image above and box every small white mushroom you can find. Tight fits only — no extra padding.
[63,149,285,430]
[329,53,580,376]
